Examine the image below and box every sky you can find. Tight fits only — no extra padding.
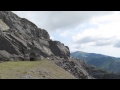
[13,11,120,57]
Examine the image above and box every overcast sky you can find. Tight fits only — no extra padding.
[13,11,120,57]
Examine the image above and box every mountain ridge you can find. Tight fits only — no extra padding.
[71,51,119,58]
[71,51,120,73]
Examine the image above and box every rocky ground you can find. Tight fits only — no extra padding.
[52,58,93,79]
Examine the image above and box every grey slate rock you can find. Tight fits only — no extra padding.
[0,11,70,60]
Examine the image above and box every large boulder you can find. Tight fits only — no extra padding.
[49,40,70,58]
[0,50,11,61]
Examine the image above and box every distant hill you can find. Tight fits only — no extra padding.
[71,51,120,73]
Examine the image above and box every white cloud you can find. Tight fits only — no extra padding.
[13,11,113,31]
[50,35,54,40]
[59,30,70,37]
[72,12,120,49]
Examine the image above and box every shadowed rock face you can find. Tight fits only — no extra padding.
[0,11,70,61]
[54,58,93,79]
[49,41,70,58]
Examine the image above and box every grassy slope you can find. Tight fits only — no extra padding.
[0,60,76,79]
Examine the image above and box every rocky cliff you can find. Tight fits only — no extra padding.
[0,11,70,61]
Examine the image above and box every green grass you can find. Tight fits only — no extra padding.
[0,60,76,79]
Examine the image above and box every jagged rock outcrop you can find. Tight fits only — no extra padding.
[0,11,70,61]
[53,58,94,79]
[49,41,70,58]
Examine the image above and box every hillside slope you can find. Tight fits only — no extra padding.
[71,51,120,73]
[0,60,76,79]
[1,58,120,79]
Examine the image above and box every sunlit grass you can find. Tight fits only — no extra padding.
[0,60,76,79]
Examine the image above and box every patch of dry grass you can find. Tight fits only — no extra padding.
[0,60,76,79]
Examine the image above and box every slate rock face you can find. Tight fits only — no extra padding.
[54,58,94,79]
[0,11,70,60]
[49,40,70,58]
